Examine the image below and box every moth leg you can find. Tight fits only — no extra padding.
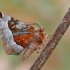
[42,34,52,48]
[37,47,41,55]
[26,22,41,29]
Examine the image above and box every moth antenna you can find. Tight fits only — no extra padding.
[26,22,41,29]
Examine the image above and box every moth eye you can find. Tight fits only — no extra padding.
[0,12,2,18]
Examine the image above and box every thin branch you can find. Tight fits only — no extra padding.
[30,8,70,70]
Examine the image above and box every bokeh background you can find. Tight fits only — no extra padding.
[0,0,70,70]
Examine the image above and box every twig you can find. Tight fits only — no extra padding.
[30,8,70,70]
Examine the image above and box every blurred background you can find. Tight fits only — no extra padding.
[0,0,70,70]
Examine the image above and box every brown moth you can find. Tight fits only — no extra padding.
[0,12,48,59]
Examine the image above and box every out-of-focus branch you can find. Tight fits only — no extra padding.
[30,8,70,70]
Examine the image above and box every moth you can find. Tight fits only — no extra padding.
[0,12,48,60]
